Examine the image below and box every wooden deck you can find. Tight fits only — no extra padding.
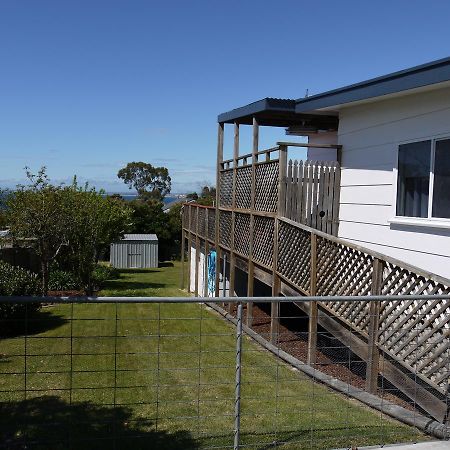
[181,133,450,424]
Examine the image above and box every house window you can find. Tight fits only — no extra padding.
[396,138,450,219]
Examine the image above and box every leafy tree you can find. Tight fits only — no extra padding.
[186,192,198,201]
[125,198,182,260]
[4,168,72,294]
[5,169,132,295]
[62,181,132,294]
[193,185,216,206]
[117,162,171,200]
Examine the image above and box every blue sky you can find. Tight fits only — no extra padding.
[1,0,450,193]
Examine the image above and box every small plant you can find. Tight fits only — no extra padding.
[0,261,41,320]
[48,269,79,291]
[90,264,120,291]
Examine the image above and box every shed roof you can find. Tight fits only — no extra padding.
[121,234,158,241]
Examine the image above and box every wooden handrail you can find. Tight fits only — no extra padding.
[277,141,342,149]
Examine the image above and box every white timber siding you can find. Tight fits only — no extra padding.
[307,131,338,161]
[189,244,206,295]
[337,86,450,279]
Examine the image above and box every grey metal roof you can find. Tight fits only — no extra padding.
[0,230,9,238]
[217,97,338,129]
[295,56,450,112]
[121,234,158,241]
[217,57,450,125]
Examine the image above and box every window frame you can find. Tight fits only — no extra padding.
[390,135,450,229]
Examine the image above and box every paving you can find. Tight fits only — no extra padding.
[337,441,450,449]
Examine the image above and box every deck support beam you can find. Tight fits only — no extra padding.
[215,123,224,297]
[270,144,287,344]
[307,233,318,366]
[194,206,200,297]
[247,118,258,327]
[366,258,383,393]
[181,228,185,289]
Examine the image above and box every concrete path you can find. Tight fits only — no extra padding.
[346,441,450,449]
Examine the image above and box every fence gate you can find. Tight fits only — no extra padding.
[283,160,341,236]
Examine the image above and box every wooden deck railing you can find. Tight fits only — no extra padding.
[182,200,450,423]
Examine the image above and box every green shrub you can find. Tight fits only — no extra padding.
[90,264,120,291]
[0,261,41,321]
[48,269,79,291]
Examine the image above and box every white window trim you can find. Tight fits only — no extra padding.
[390,136,450,229]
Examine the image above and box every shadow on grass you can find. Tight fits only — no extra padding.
[0,396,199,450]
[101,281,167,290]
[158,262,174,268]
[118,269,161,274]
[0,309,69,339]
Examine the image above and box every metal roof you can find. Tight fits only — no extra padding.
[121,234,158,241]
[217,97,338,129]
[217,57,450,126]
[295,56,450,113]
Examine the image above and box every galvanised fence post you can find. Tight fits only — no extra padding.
[234,302,243,450]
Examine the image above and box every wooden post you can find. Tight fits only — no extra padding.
[187,206,192,293]
[181,227,185,289]
[270,144,288,344]
[204,208,209,297]
[307,233,318,366]
[366,258,383,393]
[215,123,224,297]
[227,122,239,313]
[194,206,200,297]
[247,117,258,327]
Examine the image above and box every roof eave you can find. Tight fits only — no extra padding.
[295,57,450,113]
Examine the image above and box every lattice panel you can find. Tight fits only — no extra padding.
[219,211,232,249]
[198,208,206,237]
[219,170,233,207]
[182,205,189,230]
[189,206,197,232]
[234,213,250,257]
[377,262,450,392]
[318,237,374,334]
[253,216,274,268]
[254,161,279,212]
[207,209,216,241]
[277,220,310,292]
[235,166,252,209]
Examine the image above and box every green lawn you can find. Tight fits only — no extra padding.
[0,262,428,449]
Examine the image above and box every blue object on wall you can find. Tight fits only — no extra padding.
[207,250,216,296]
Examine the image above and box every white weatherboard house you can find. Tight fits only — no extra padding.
[110,234,158,269]
[219,57,450,280]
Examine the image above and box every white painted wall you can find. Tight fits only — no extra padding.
[189,245,196,293]
[337,86,450,280]
[307,131,338,161]
[189,244,208,296]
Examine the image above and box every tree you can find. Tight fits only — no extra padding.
[186,192,198,201]
[195,185,216,206]
[5,168,72,294]
[5,169,132,295]
[117,162,171,201]
[62,181,132,294]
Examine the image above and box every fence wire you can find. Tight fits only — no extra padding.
[0,296,447,449]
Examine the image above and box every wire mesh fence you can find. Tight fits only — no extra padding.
[0,296,446,449]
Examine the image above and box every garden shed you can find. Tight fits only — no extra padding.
[110,234,158,269]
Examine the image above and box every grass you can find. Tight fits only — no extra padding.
[0,262,428,449]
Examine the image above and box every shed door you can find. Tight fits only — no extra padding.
[127,242,142,268]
